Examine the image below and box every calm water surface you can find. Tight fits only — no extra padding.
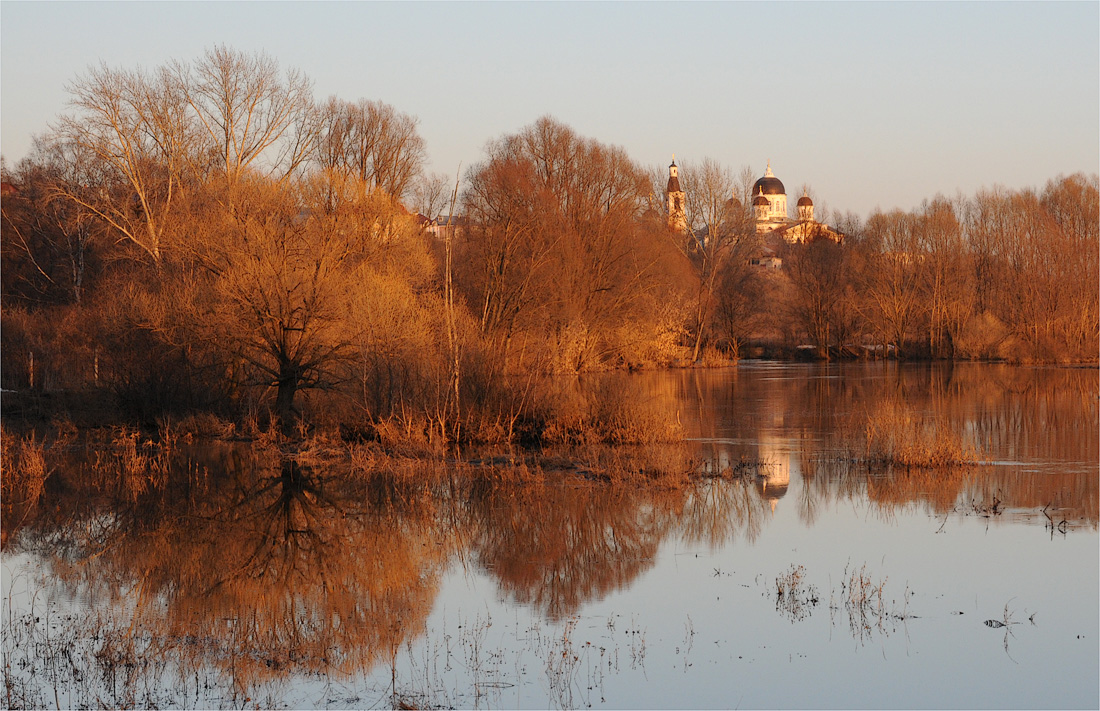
[2,362,1097,709]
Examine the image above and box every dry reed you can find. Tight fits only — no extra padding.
[168,412,237,440]
[848,400,980,467]
[535,378,684,446]
[774,564,820,622]
[1,428,56,536]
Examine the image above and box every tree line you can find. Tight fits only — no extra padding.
[2,47,1096,439]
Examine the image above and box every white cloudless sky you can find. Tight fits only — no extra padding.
[2,1,1097,218]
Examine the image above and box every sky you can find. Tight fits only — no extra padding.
[2,1,1097,219]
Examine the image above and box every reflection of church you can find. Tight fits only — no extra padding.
[755,437,792,512]
[667,159,841,245]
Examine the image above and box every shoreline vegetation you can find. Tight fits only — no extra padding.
[0,368,986,546]
[0,45,1094,540]
[0,369,992,549]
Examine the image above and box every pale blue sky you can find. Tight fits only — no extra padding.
[2,1,1097,218]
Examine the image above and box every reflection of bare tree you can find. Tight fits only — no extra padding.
[805,446,1096,530]
[802,454,967,523]
[676,479,767,547]
[23,452,450,695]
[796,453,820,526]
[466,481,678,620]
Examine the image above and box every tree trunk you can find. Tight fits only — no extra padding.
[691,322,706,363]
[275,363,299,437]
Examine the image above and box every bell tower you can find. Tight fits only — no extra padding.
[753,186,770,223]
[667,156,686,233]
[797,189,814,222]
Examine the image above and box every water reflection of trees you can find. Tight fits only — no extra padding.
[677,479,768,547]
[464,456,776,620]
[649,363,1098,528]
[799,451,1097,529]
[16,451,449,695]
[466,480,676,620]
[4,362,1094,702]
[9,444,777,702]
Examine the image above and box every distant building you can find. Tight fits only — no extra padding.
[749,162,841,243]
[665,159,841,248]
[424,215,468,241]
[664,159,842,270]
[751,162,788,229]
[666,157,687,233]
[749,249,783,269]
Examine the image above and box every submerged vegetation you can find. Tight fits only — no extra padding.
[841,398,981,468]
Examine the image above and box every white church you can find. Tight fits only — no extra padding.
[666,159,840,244]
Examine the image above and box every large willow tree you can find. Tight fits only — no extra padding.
[459,116,687,372]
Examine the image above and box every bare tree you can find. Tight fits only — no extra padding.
[177,45,317,185]
[460,117,659,372]
[411,172,451,222]
[1,146,100,304]
[314,97,425,200]
[674,158,757,361]
[1040,174,1099,356]
[461,153,553,360]
[50,63,193,265]
[713,258,765,358]
[915,196,972,357]
[784,236,856,357]
[961,187,1010,317]
[736,165,757,207]
[179,177,361,433]
[857,210,928,356]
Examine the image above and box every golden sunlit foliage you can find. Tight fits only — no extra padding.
[2,47,1096,443]
[458,116,692,373]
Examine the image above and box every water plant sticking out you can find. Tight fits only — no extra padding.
[774,564,820,623]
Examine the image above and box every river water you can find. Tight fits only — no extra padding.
[2,362,1097,709]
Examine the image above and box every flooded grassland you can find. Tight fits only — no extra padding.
[2,362,1097,709]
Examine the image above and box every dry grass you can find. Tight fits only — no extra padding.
[107,427,159,501]
[291,430,349,467]
[842,563,888,613]
[167,412,237,440]
[848,400,980,467]
[534,378,684,446]
[0,428,52,515]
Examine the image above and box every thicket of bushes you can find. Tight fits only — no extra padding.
[2,47,1096,440]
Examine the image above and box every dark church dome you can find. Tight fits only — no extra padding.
[753,175,785,196]
[797,194,813,206]
[752,193,770,206]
